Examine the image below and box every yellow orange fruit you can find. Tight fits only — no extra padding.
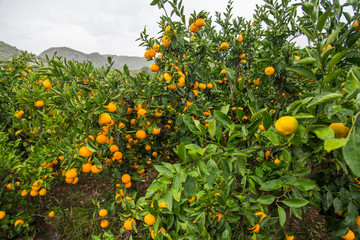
[150,64,160,72]
[39,188,47,196]
[162,35,171,47]
[81,163,92,173]
[275,116,298,136]
[199,83,206,90]
[114,151,123,160]
[136,130,146,140]
[122,174,131,184]
[96,135,108,144]
[100,220,109,228]
[98,113,112,125]
[237,36,243,43]
[285,234,294,240]
[14,219,24,227]
[79,146,93,157]
[195,18,205,28]
[341,229,355,240]
[99,209,108,217]
[329,123,350,138]
[159,202,167,208]
[105,102,116,112]
[265,66,275,76]
[48,211,55,218]
[91,165,102,173]
[124,218,136,230]
[144,213,156,225]
[190,23,199,33]
[43,80,52,89]
[221,42,229,49]
[0,211,5,219]
[35,101,44,108]
[110,145,119,153]
[66,168,77,179]
[20,189,28,196]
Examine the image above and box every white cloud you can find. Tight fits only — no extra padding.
[0,0,263,56]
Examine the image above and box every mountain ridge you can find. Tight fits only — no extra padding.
[0,42,150,70]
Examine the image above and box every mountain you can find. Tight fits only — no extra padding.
[39,47,151,70]
[0,41,21,61]
[0,41,150,70]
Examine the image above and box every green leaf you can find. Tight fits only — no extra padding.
[214,110,234,129]
[324,138,349,152]
[291,178,318,191]
[316,8,332,32]
[327,50,348,72]
[287,66,316,80]
[307,92,343,108]
[236,157,247,176]
[343,132,360,177]
[257,195,275,205]
[164,190,173,212]
[178,142,186,161]
[208,119,216,138]
[326,26,344,47]
[313,127,335,140]
[278,206,286,227]
[297,25,315,41]
[250,108,267,122]
[184,176,196,198]
[260,179,284,191]
[323,69,345,85]
[154,165,174,178]
[263,131,279,145]
[293,113,315,119]
[297,57,318,65]
[281,198,309,208]
[196,159,209,175]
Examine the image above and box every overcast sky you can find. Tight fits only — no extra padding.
[0,0,264,57]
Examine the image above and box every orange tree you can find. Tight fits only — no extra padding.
[0,0,360,239]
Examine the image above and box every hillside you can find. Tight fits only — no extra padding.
[39,47,151,70]
[0,41,21,61]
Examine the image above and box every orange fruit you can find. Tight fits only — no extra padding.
[164,73,172,82]
[122,174,131,184]
[39,188,47,196]
[98,113,112,125]
[124,218,136,231]
[150,64,160,72]
[207,83,213,89]
[285,234,294,240]
[199,83,206,90]
[275,116,298,135]
[20,189,28,196]
[100,220,109,228]
[99,209,108,217]
[65,178,73,183]
[195,18,205,28]
[114,151,123,160]
[259,124,265,131]
[48,211,55,218]
[137,108,147,118]
[35,101,44,108]
[110,145,119,153]
[96,135,108,144]
[190,23,199,33]
[71,177,79,184]
[30,190,38,197]
[239,53,245,59]
[162,35,171,47]
[91,165,102,173]
[329,123,350,138]
[188,195,196,203]
[144,213,156,225]
[154,44,160,52]
[274,159,280,164]
[351,20,360,31]
[81,163,92,173]
[167,83,177,90]
[220,42,229,49]
[159,202,167,208]
[79,146,93,157]
[237,36,243,43]
[145,145,152,151]
[136,130,146,140]
[341,229,355,240]
[137,168,145,174]
[151,127,161,135]
[0,211,5,220]
[66,168,77,179]
[43,80,52,88]
[14,220,24,227]
[192,90,198,97]
[265,66,275,76]
[104,102,116,112]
